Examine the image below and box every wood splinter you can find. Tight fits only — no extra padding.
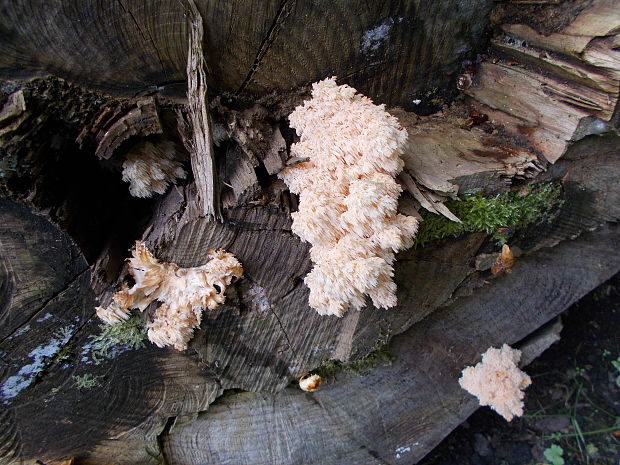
[184,0,221,220]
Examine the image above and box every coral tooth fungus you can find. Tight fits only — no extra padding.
[279,78,418,316]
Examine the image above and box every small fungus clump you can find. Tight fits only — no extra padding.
[279,78,418,317]
[299,374,322,392]
[96,241,243,350]
[122,139,187,198]
[459,344,531,421]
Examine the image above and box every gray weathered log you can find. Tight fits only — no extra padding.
[162,224,620,465]
[0,1,619,464]
[0,0,495,110]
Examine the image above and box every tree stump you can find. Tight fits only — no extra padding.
[0,1,618,464]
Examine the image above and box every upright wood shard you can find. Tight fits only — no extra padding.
[185,0,220,220]
[0,90,26,125]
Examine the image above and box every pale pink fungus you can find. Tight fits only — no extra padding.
[96,241,243,350]
[279,78,418,316]
[459,344,532,421]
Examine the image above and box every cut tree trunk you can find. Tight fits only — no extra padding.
[0,1,619,464]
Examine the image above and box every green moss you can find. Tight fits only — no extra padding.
[316,339,394,380]
[414,182,564,246]
[73,373,102,390]
[87,313,146,365]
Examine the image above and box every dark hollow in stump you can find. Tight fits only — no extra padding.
[0,1,619,464]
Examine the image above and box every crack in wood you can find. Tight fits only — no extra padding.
[268,306,297,360]
[235,0,297,95]
[116,0,169,81]
[279,277,304,302]
[155,415,177,465]
[0,254,15,327]
[340,61,390,81]
[0,267,90,346]
[222,217,294,234]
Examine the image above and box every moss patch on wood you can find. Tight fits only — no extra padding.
[414,182,564,247]
[316,339,394,380]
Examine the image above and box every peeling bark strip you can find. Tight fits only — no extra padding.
[185,0,221,220]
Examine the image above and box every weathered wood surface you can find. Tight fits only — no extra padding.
[162,224,620,465]
[465,0,620,163]
[93,97,162,160]
[0,0,494,110]
[140,124,620,395]
[1,145,618,464]
[0,201,222,465]
[0,0,619,464]
[1,126,616,464]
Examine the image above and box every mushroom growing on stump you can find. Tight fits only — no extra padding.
[97,241,243,350]
[279,78,419,317]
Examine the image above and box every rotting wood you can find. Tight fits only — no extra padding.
[400,107,542,192]
[500,0,620,58]
[134,130,619,396]
[3,142,618,462]
[211,103,288,208]
[466,61,616,163]
[183,0,220,220]
[391,0,618,221]
[1,83,618,465]
[224,105,287,175]
[392,105,543,220]
[219,144,261,208]
[94,98,163,160]
[0,90,25,125]
[0,1,619,464]
[465,0,619,164]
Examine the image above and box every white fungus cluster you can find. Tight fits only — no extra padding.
[122,139,187,197]
[459,344,532,421]
[96,241,243,350]
[278,78,418,317]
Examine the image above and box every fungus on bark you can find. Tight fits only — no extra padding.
[458,344,532,421]
[96,242,243,350]
[278,78,418,317]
